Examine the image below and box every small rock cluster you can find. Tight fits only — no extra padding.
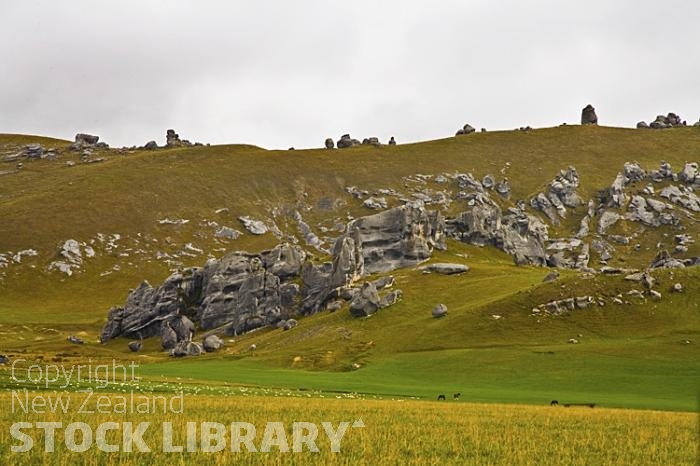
[349,277,402,317]
[530,167,582,225]
[455,124,476,136]
[69,133,108,151]
[166,129,193,148]
[48,239,95,276]
[328,135,395,149]
[637,113,686,129]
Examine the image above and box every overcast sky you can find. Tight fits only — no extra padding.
[1,1,699,149]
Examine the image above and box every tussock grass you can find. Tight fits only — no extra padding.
[0,392,695,465]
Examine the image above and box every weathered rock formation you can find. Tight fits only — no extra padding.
[102,205,445,343]
[69,133,108,151]
[166,129,192,148]
[447,199,548,266]
[530,167,582,224]
[638,113,686,129]
[581,105,598,125]
[337,134,361,149]
[456,124,476,136]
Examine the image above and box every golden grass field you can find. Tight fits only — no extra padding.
[0,391,696,465]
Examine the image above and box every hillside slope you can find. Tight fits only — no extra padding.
[1,126,699,410]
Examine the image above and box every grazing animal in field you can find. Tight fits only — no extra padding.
[437,394,446,401]
[453,393,461,400]
[550,400,559,406]
[249,343,257,355]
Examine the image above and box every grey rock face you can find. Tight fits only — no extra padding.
[326,301,343,312]
[625,195,677,227]
[161,322,178,349]
[456,124,475,136]
[103,207,446,343]
[170,315,196,341]
[448,201,548,266]
[432,304,448,318]
[650,250,686,269]
[581,105,598,125]
[345,205,446,274]
[282,318,298,330]
[660,185,700,212]
[215,226,241,240]
[649,161,674,182]
[388,136,396,145]
[202,335,224,352]
[418,263,469,275]
[199,244,305,334]
[238,216,268,235]
[371,275,395,290]
[623,162,646,184]
[144,141,158,150]
[170,341,204,357]
[349,282,381,317]
[128,341,142,352]
[24,144,45,158]
[636,121,649,129]
[165,129,192,148]
[647,113,685,129]
[379,289,402,308]
[325,138,335,149]
[0,355,9,365]
[76,133,99,145]
[337,134,361,149]
[495,179,511,198]
[598,210,620,235]
[531,167,581,223]
[70,133,104,151]
[100,267,205,343]
[679,162,698,184]
[363,197,388,210]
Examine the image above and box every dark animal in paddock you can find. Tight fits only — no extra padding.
[550,400,559,406]
[437,394,446,401]
[453,393,461,400]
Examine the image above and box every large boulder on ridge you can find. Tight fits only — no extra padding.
[581,104,598,125]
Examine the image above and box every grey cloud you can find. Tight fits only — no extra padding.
[1,0,699,149]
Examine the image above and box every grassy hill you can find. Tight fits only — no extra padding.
[1,125,699,411]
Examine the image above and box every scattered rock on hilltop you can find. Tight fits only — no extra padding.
[337,134,361,149]
[166,129,192,148]
[69,133,107,151]
[456,124,476,136]
[638,112,686,129]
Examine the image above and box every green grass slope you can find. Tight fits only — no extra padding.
[1,126,699,411]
